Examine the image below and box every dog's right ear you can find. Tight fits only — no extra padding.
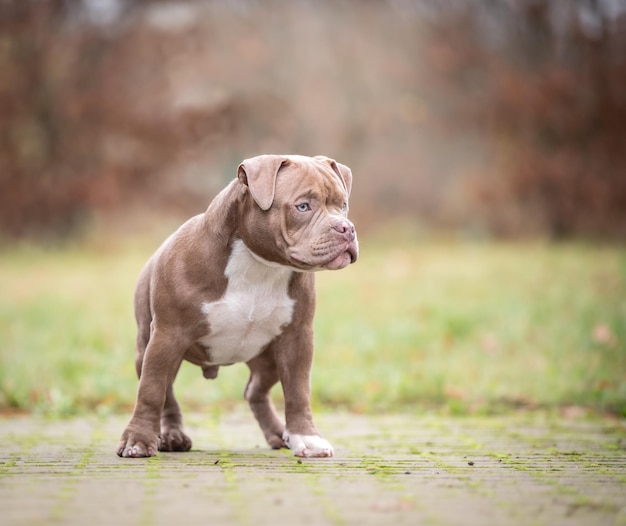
[237,155,288,211]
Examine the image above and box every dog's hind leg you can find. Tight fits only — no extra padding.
[159,364,192,452]
[245,350,286,449]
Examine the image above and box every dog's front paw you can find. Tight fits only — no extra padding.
[159,427,192,452]
[282,431,334,458]
[117,428,159,458]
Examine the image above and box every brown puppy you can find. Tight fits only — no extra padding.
[117,154,358,458]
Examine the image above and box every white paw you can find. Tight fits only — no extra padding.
[282,430,334,458]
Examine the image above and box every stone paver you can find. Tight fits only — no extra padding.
[1,408,625,526]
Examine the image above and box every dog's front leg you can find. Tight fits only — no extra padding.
[275,327,334,458]
[117,331,184,458]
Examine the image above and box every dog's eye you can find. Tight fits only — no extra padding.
[296,203,310,212]
[342,202,348,212]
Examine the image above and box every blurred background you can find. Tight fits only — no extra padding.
[1,0,625,418]
[2,0,626,241]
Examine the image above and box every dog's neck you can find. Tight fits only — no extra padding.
[227,239,294,283]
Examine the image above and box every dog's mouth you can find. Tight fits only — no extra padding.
[290,240,358,271]
[347,243,358,263]
[325,243,358,270]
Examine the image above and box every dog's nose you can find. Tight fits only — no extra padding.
[332,220,355,236]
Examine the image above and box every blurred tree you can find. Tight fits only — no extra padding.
[1,0,625,240]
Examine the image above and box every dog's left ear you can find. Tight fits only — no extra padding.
[316,156,353,196]
[238,155,288,211]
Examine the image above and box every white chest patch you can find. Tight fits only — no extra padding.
[199,240,295,365]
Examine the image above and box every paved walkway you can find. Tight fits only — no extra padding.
[0,408,625,526]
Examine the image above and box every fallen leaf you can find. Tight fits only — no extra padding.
[592,324,616,346]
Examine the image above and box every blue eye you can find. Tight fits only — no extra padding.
[342,202,348,212]
[296,203,310,212]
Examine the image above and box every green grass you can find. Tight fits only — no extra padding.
[1,237,625,416]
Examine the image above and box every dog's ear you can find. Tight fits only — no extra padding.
[316,156,353,196]
[237,155,287,211]
[333,161,353,197]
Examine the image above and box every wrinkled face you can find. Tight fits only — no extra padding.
[239,155,359,271]
[277,159,358,271]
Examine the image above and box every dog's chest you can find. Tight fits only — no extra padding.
[199,240,295,365]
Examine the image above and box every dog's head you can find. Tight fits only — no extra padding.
[237,154,358,271]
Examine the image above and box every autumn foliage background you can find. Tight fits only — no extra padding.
[1,1,626,417]
[2,0,626,241]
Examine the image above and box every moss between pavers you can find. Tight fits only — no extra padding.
[1,412,625,526]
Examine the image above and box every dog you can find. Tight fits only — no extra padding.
[117,154,358,458]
